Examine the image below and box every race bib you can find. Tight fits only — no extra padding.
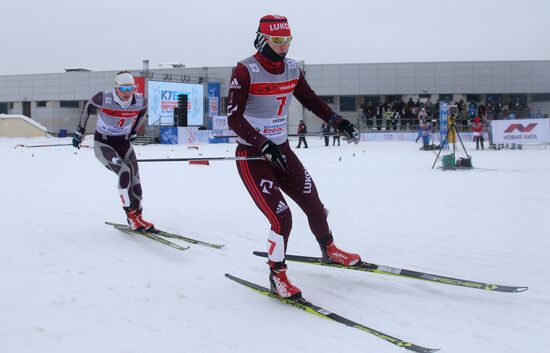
[246,115,287,139]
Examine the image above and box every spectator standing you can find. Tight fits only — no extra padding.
[420,118,432,149]
[391,109,400,131]
[321,123,331,146]
[366,101,375,130]
[296,119,308,148]
[471,117,484,150]
[415,108,428,142]
[384,108,393,131]
[376,102,384,130]
[332,131,340,146]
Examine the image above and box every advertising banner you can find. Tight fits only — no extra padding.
[148,81,204,126]
[134,76,146,95]
[491,119,550,144]
[178,127,211,144]
[212,115,228,130]
[439,101,449,148]
[159,127,178,144]
[210,115,230,143]
[207,82,221,117]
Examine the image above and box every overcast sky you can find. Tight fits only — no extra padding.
[1,0,549,76]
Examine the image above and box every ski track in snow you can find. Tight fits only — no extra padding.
[1,136,549,353]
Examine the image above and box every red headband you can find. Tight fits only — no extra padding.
[258,15,291,36]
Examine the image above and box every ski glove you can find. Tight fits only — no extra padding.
[336,119,361,145]
[261,140,288,171]
[130,132,137,142]
[72,127,85,149]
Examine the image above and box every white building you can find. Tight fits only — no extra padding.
[0,61,549,136]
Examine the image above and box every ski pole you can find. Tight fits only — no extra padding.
[14,143,92,149]
[137,156,265,162]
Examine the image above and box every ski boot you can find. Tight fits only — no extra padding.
[136,208,156,232]
[321,241,362,266]
[125,208,145,231]
[125,208,156,232]
[269,262,302,299]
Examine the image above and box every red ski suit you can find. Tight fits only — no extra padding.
[228,52,338,262]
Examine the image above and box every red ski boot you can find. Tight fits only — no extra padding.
[269,263,302,299]
[125,208,146,231]
[322,241,362,266]
[136,208,156,232]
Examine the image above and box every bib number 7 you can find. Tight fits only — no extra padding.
[275,96,287,116]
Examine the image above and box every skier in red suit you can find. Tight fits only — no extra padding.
[227,15,362,299]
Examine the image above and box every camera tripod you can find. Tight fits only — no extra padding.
[431,119,471,169]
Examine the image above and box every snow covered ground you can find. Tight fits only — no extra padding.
[1,136,549,353]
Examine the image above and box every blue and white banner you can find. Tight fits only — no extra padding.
[212,115,228,130]
[148,81,204,126]
[439,101,449,148]
[160,127,178,144]
[178,127,211,144]
[207,82,221,117]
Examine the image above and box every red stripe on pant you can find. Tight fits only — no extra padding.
[237,150,281,234]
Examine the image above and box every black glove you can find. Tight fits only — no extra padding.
[72,127,85,149]
[130,132,137,142]
[336,119,360,144]
[261,140,287,170]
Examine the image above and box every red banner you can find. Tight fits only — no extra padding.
[133,76,146,135]
[134,76,146,95]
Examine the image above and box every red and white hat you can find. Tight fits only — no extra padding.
[255,15,291,50]
[257,15,291,37]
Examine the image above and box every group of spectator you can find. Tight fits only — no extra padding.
[359,97,549,133]
[295,120,341,148]
[294,96,548,150]
[360,98,439,132]
[321,123,340,146]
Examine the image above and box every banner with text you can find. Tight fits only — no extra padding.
[148,81,204,126]
[207,82,221,117]
[439,101,449,148]
[491,119,550,144]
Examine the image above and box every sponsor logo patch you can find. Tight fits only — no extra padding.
[229,78,241,89]
[276,201,289,214]
[260,179,273,194]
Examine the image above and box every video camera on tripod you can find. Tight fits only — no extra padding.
[431,113,473,170]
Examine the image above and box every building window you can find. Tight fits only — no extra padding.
[510,94,527,106]
[0,102,7,114]
[531,94,550,102]
[36,101,47,107]
[8,102,14,109]
[439,94,453,102]
[466,94,481,102]
[320,96,334,104]
[363,96,380,104]
[385,95,402,103]
[419,94,432,99]
[60,100,80,108]
[339,96,356,112]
